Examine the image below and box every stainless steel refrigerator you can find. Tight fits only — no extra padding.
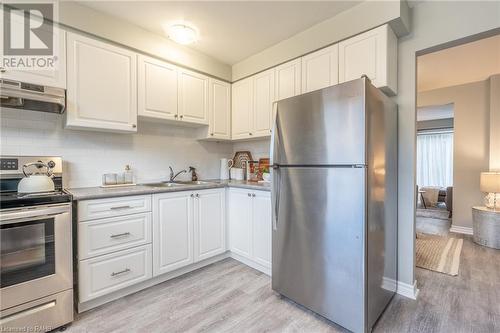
[271,77,398,333]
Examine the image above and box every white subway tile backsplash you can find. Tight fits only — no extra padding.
[233,139,271,160]
[1,109,233,188]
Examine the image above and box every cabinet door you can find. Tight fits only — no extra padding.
[2,28,66,88]
[251,191,272,268]
[231,77,253,139]
[275,59,301,101]
[138,55,178,121]
[253,68,275,137]
[153,192,193,276]
[301,44,339,93]
[338,24,397,95]
[66,32,137,132]
[194,189,225,262]
[228,189,252,258]
[208,79,231,140]
[178,68,209,125]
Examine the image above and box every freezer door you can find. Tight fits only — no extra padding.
[272,167,366,333]
[272,79,366,166]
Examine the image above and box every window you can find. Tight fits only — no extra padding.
[416,130,453,187]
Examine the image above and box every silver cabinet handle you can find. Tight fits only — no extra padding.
[196,193,200,198]
[180,115,184,119]
[132,124,137,128]
[110,205,131,210]
[210,133,214,136]
[111,268,131,277]
[190,193,194,197]
[0,67,6,73]
[110,232,131,238]
[247,193,251,197]
[174,114,178,118]
[252,194,256,197]
[249,132,253,136]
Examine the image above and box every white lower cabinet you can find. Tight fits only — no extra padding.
[79,244,152,302]
[153,188,226,276]
[76,187,272,309]
[194,189,226,261]
[251,192,272,268]
[228,188,272,272]
[152,191,194,276]
[78,212,152,260]
[228,190,253,257]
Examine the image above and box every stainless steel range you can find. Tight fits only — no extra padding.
[0,156,73,332]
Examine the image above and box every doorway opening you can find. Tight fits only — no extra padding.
[415,32,500,277]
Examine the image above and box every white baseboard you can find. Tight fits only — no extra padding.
[397,280,419,300]
[229,252,271,276]
[450,225,473,235]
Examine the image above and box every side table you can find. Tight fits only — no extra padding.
[472,206,500,249]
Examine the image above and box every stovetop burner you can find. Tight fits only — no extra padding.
[0,190,72,209]
[0,156,72,210]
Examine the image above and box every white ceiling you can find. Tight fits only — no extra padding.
[418,34,500,92]
[417,104,454,122]
[78,1,361,65]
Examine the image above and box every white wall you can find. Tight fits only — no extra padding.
[490,75,500,171]
[396,1,500,287]
[0,109,233,188]
[418,79,492,229]
[231,0,410,81]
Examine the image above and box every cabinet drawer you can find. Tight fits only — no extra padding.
[78,195,152,221]
[78,212,152,260]
[79,245,152,302]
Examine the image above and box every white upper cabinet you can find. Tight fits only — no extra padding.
[137,55,178,121]
[65,32,137,132]
[178,68,209,125]
[275,58,301,101]
[231,68,275,140]
[206,79,231,140]
[231,77,253,139]
[253,68,275,137]
[301,44,339,93]
[338,24,397,95]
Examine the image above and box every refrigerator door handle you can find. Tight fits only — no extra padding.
[272,165,280,231]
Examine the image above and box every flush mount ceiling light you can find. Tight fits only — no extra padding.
[165,23,199,45]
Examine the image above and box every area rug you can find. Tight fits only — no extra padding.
[416,233,463,276]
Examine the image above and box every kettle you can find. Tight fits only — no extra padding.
[18,162,55,193]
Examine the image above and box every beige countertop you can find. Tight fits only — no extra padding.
[66,179,270,201]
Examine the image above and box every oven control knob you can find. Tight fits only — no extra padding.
[47,160,56,169]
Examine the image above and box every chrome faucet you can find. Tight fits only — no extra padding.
[169,166,187,182]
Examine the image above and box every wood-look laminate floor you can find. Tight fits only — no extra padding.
[66,235,500,333]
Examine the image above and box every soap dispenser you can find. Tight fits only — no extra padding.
[189,166,198,181]
[124,165,134,184]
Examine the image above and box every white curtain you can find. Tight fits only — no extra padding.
[416,131,453,187]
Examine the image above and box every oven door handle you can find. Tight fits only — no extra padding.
[0,204,70,225]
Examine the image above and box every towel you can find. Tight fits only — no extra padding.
[421,186,441,207]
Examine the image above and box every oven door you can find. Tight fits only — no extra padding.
[0,203,72,310]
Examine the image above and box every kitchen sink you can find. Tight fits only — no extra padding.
[141,182,185,187]
[175,180,217,185]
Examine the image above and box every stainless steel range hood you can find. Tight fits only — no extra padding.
[0,79,66,114]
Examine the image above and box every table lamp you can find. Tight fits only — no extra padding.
[480,172,500,210]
